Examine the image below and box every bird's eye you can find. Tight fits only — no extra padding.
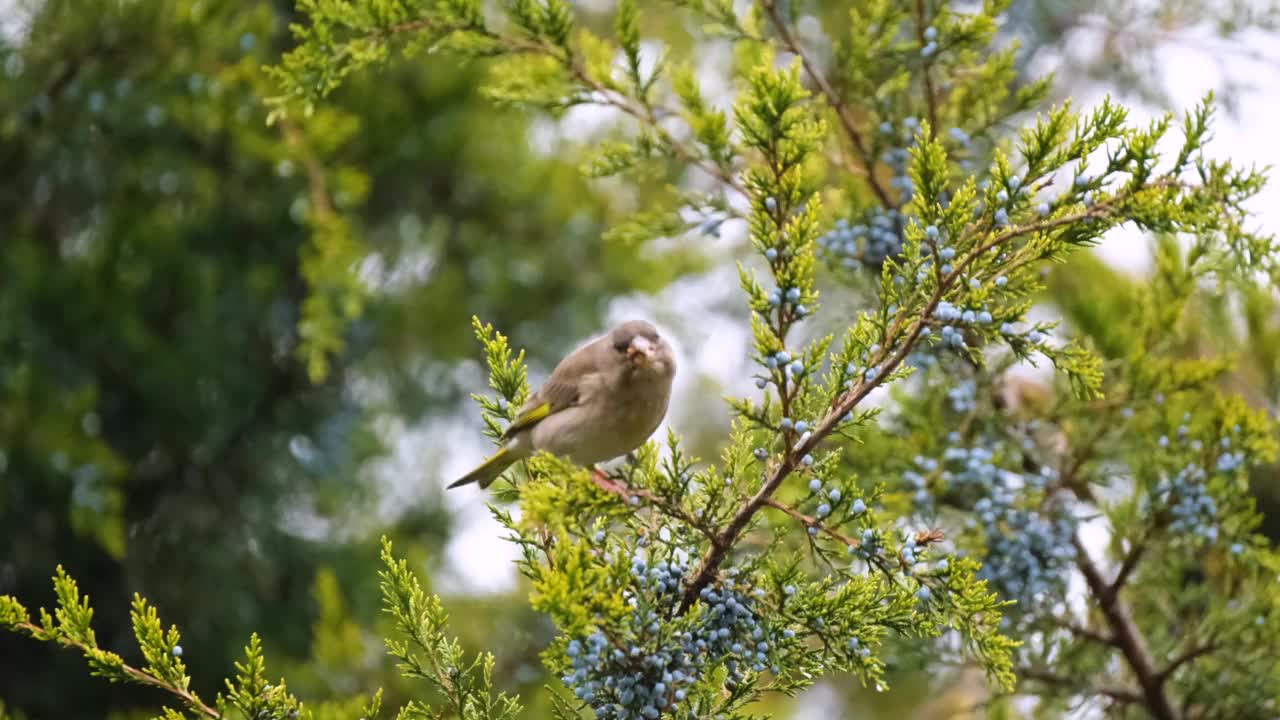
[613,339,631,353]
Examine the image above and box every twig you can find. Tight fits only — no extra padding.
[1072,534,1183,720]
[565,62,747,196]
[762,497,859,547]
[1158,641,1218,683]
[1019,665,1142,704]
[278,118,336,223]
[761,0,895,208]
[13,621,220,718]
[913,0,939,133]
[1050,618,1116,647]
[1108,536,1147,600]
[588,469,723,547]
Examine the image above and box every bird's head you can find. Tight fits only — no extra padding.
[609,320,675,378]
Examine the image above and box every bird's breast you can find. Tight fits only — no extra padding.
[530,374,672,466]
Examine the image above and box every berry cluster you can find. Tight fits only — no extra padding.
[1146,423,1250,544]
[904,442,1076,614]
[975,500,1076,616]
[816,116,936,271]
[946,378,977,413]
[561,554,784,719]
[1152,464,1220,542]
[801,476,870,546]
[816,211,905,269]
[930,300,993,349]
[921,25,939,57]
[764,286,808,319]
[759,348,806,389]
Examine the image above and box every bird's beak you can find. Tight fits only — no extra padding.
[627,336,654,367]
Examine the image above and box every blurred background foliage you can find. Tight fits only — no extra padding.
[0,0,1276,718]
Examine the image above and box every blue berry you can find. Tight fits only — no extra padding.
[765,196,778,212]
[802,454,814,466]
[172,645,183,657]
[924,26,938,40]
[754,448,768,460]
[776,350,791,364]
[994,208,1009,226]
[807,526,818,536]
[978,311,992,324]
[925,224,939,239]
[921,41,938,57]
[808,479,821,493]
[785,288,801,303]
[995,275,1008,287]
[795,421,809,433]
[755,378,767,389]
[1037,202,1050,216]
[829,489,842,501]
[817,503,831,518]
[940,247,955,261]
[852,499,867,514]
[789,361,804,375]
[765,248,778,261]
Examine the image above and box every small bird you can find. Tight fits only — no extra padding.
[448,320,677,489]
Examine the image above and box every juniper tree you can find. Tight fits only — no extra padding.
[5,0,1280,719]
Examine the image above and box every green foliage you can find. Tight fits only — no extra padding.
[380,538,522,720]
[268,0,1280,716]
[5,0,1280,719]
[0,0,699,713]
[0,541,524,720]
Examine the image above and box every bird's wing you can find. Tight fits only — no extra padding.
[501,340,603,440]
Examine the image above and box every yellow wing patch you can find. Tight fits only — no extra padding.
[502,402,553,439]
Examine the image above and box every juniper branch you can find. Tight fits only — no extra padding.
[10,621,220,718]
[1072,533,1182,720]
[760,0,895,207]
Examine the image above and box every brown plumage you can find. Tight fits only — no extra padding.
[448,320,676,489]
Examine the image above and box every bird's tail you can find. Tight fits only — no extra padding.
[448,448,517,490]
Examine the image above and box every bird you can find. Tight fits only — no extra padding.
[448,319,677,490]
